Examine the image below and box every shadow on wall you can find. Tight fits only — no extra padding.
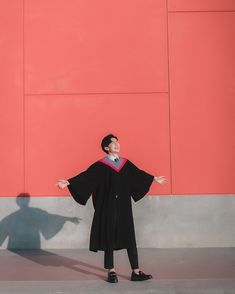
[0,193,81,249]
[0,193,109,280]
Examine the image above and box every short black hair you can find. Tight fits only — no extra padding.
[101,134,118,154]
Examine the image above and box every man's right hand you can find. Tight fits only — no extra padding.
[56,180,70,189]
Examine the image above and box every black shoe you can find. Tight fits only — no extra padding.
[131,270,152,281]
[107,271,118,283]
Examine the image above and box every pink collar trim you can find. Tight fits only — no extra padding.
[98,158,127,172]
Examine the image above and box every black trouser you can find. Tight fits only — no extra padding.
[104,247,139,269]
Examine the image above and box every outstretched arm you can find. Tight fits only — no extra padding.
[56,180,70,189]
[56,163,100,206]
[153,176,168,185]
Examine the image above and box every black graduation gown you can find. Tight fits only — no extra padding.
[67,157,154,252]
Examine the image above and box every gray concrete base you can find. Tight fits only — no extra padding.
[1,195,235,250]
[1,248,235,293]
[1,280,235,294]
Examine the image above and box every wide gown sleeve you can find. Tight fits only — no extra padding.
[128,160,154,202]
[67,163,99,206]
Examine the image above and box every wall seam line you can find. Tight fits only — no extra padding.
[168,10,235,13]
[25,91,169,96]
[23,0,26,192]
[166,0,173,196]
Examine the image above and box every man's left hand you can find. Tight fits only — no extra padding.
[154,176,168,185]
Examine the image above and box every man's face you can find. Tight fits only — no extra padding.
[105,137,120,154]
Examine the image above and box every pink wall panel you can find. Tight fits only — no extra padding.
[24,0,168,94]
[1,1,234,197]
[0,0,24,196]
[168,0,235,11]
[25,94,171,196]
[168,13,235,194]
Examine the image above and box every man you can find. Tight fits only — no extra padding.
[57,134,167,283]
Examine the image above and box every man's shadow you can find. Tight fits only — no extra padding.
[0,193,81,250]
[0,193,114,280]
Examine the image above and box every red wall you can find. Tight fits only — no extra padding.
[1,0,234,196]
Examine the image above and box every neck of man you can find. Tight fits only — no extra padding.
[108,152,119,158]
